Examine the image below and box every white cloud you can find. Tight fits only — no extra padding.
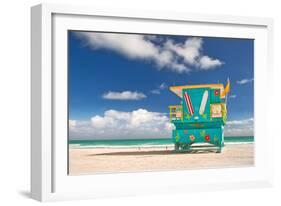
[150,89,161,94]
[199,56,223,69]
[159,82,167,89]
[102,91,146,100]
[164,38,223,70]
[69,109,174,139]
[69,120,77,127]
[227,118,253,125]
[229,94,237,98]
[225,118,254,136]
[69,111,253,139]
[237,78,254,85]
[150,82,168,95]
[164,38,201,65]
[75,32,223,73]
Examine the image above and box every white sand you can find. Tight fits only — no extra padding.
[69,143,254,175]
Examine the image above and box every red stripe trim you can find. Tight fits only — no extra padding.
[185,94,192,114]
[185,93,192,114]
[184,92,194,115]
[186,93,194,114]
[184,94,191,114]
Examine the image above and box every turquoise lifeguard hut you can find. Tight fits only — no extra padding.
[169,80,230,153]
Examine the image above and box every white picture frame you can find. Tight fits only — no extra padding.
[31,3,274,202]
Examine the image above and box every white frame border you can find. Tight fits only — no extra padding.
[31,3,274,202]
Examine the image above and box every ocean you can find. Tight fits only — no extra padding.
[69,136,254,148]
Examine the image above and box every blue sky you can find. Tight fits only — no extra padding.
[68,31,254,139]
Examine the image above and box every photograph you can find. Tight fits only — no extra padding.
[67,31,254,175]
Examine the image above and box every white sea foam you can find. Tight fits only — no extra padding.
[224,142,253,145]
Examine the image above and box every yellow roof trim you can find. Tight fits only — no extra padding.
[170,83,224,90]
[170,83,226,98]
[168,105,182,108]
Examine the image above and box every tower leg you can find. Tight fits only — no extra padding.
[216,142,223,153]
[174,143,179,151]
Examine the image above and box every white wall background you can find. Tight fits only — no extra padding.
[0,0,280,205]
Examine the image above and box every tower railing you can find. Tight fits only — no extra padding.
[168,105,182,121]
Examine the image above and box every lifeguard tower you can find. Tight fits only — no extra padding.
[169,80,230,153]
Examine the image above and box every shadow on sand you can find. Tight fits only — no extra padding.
[88,149,217,156]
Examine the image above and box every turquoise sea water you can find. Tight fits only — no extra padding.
[69,136,254,148]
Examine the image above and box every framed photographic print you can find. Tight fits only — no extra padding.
[31,3,274,201]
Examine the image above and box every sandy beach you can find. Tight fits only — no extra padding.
[69,143,254,175]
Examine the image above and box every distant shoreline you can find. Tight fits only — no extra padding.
[69,136,254,142]
[69,141,253,149]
